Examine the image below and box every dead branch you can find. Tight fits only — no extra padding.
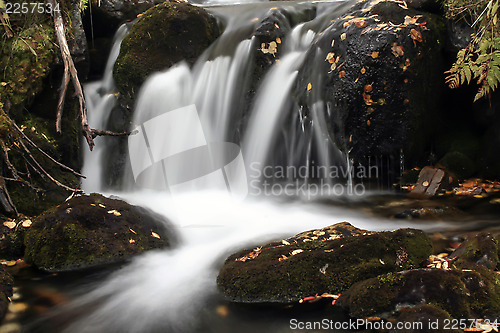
[50,0,95,150]
[18,140,82,193]
[90,129,138,139]
[4,112,85,178]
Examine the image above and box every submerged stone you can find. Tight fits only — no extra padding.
[217,222,432,303]
[24,194,175,272]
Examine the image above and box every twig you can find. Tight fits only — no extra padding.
[18,140,82,193]
[3,177,43,192]
[90,129,138,139]
[5,113,86,178]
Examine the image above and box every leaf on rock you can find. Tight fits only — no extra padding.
[107,209,121,216]
[129,239,135,244]
[364,84,373,93]
[291,249,304,256]
[360,67,366,74]
[3,221,16,229]
[371,51,379,59]
[363,92,373,105]
[410,28,423,43]
[339,70,346,78]
[21,219,32,228]
[276,37,281,44]
[325,52,335,63]
[340,33,347,40]
[391,42,404,57]
[307,82,312,91]
[129,228,137,234]
[151,231,161,239]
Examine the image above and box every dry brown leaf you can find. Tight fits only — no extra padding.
[371,51,379,59]
[360,67,366,74]
[363,92,373,105]
[339,70,346,78]
[355,20,367,28]
[410,28,422,42]
[367,120,371,126]
[325,52,335,63]
[364,84,373,93]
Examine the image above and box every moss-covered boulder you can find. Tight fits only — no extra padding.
[449,232,499,270]
[395,304,459,333]
[24,194,175,272]
[0,265,13,322]
[337,267,500,320]
[217,223,432,303]
[113,1,220,101]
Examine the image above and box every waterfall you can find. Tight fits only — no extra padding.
[46,2,447,332]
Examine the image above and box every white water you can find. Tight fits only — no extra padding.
[67,2,449,332]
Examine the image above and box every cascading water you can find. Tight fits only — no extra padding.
[28,2,455,333]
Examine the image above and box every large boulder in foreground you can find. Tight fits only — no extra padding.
[217,222,432,303]
[24,194,175,272]
[113,1,220,101]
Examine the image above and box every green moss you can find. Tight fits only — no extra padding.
[113,1,220,101]
[217,228,432,303]
[437,151,475,179]
[24,194,173,272]
[453,233,499,270]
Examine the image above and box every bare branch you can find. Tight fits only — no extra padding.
[90,129,138,139]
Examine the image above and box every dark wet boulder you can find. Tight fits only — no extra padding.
[295,0,447,169]
[217,222,432,303]
[448,232,499,270]
[337,267,500,320]
[393,304,458,333]
[113,1,220,101]
[24,194,175,272]
[0,265,13,322]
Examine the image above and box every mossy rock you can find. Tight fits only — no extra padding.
[437,151,475,180]
[113,0,220,101]
[217,223,432,303]
[337,267,500,320]
[24,194,176,272]
[449,232,499,270]
[395,304,459,333]
[0,217,31,259]
[0,265,13,322]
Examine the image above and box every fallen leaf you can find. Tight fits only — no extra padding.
[423,181,430,187]
[339,70,346,78]
[391,42,404,57]
[276,37,281,44]
[3,221,16,229]
[355,20,367,28]
[108,210,121,216]
[151,231,161,239]
[0,82,7,86]
[21,219,32,228]
[360,67,366,74]
[367,107,375,114]
[129,228,137,234]
[371,51,379,59]
[363,92,373,105]
[282,240,291,245]
[307,82,312,91]
[274,23,279,29]
[98,204,106,208]
[364,84,373,93]
[291,249,304,256]
[129,239,135,244]
[340,33,347,40]
[325,52,335,63]
[410,28,422,42]
[367,120,371,126]
[6,260,17,267]
[331,39,335,47]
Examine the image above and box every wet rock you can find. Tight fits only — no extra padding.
[409,166,457,198]
[295,0,447,170]
[0,265,13,322]
[337,267,500,320]
[24,194,175,272]
[217,223,431,303]
[393,206,462,220]
[393,304,458,333]
[437,151,475,180]
[113,1,220,102]
[448,233,499,270]
[0,217,32,260]
[90,0,164,31]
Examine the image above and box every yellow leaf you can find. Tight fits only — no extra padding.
[276,37,281,44]
[371,51,379,59]
[129,239,135,244]
[340,33,347,40]
[98,204,106,208]
[3,221,16,229]
[107,210,121,216]
[360,67,366,74]
[21,219,32,228]
[307,83,312,91]
[325,52,335,63]
[151,231,161,239]
[129,228,137,234]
